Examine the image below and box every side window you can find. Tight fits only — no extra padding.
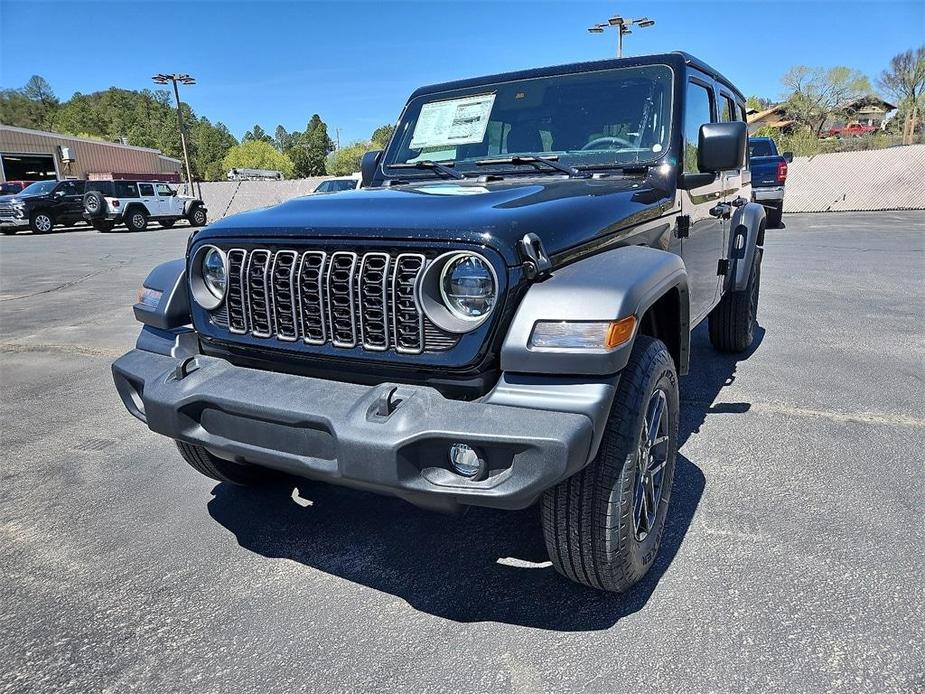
[59,181,80,195]
[721,95,736,122]
[684,81,715,173]
[138,183,154,196]
[155,183,173,196]
[115,182,138,198]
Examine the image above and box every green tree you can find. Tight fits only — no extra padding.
[274,124,292,152]
[327,141,368,175]
[781,65,872,136]
[878,46,925,144]
[745,96,772,113]
[243,124,273,144]
[223,140,294,178]
[370,123,396,149]
[289,114,334,177]
[0,75,59,129]
[191,118,238,180]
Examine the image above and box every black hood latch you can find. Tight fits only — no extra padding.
[519,233,552,280]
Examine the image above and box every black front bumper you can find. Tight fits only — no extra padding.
[112,350,594,511]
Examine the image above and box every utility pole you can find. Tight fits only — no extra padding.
[587,13,656,58]
[152,73,196,189]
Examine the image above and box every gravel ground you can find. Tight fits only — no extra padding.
[0,212,922,693]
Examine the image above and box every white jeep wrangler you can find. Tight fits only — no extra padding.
[83,180,208,232]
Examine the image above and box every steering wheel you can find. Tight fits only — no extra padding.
[581,136,635,151]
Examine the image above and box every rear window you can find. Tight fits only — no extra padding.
[748,140,774,158]
[86,181,114,195]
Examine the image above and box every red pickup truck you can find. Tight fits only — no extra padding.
[826,123,878,138]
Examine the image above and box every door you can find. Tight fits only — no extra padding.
[679,78,725,324]
[55,180,85,222]
[137,183,159,216]
[155,183,181,215]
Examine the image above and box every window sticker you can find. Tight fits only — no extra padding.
[410,93,496,150]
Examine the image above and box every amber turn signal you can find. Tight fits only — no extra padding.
[605,315,637,349]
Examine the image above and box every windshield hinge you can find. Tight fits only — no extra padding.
[519,233,552,280]
[675,215,690,239]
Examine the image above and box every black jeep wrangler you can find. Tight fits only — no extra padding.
[113,52,765,592]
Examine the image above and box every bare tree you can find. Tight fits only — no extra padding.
[781,65,871,136]
[879,46,925,145]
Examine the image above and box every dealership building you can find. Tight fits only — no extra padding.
[0,124,182,182]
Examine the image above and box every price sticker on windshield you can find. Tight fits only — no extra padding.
[410,93,496,150]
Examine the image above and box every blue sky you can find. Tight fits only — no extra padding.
[2,0,923,143]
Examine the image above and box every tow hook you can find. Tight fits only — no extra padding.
[171,356,200,381]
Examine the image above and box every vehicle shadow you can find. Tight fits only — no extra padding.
[207,322,764,631]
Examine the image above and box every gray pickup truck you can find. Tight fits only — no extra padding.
[113,52,766,592]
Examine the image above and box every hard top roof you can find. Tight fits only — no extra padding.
[409,51,745,102]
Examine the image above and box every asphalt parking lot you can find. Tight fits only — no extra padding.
[0,211,922,693]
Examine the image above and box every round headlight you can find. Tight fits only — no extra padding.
[202,247,227,299]
[439,253,496,321]
[190,245,227,310]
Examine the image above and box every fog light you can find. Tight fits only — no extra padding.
[449,443,485,479]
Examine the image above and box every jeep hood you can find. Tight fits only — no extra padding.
[196,176,674,265]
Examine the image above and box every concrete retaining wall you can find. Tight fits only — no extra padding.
[189,146,925,222]
[189,177,331,221]
[786,145,925,213]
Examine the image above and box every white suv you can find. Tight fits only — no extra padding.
[82,180,208,232]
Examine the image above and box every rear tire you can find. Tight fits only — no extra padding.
[29,211,54,234]
[709,252,761,353]
[175,441,271,486]
[541,336,679,592]
[125,208,148,232]
[187,205,207,227]
[766,202,782,228]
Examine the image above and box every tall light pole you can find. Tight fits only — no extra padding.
[152,73,196,188]
[587,14,655,58]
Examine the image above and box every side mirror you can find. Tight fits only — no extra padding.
[697,121,747,173]
[782,151,794,163]
[53,189,65,198]
[360,149,383,188]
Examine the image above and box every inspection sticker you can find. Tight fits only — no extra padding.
[410,93,496,149]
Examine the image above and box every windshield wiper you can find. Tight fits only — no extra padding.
[475,155,588,178]
[385,160,464,180]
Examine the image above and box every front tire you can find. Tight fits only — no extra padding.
[125,208,148,232]
[187,205,207,227]
[542,336,679,592]
[709,252,761,353]
[29,212,54,234]
[175,441,271,486]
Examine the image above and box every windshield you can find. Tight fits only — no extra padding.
[19,180,58,196]
[748,140,774,158]
[383,64,673,176]
[315,179,357,193]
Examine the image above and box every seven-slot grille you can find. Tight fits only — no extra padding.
[216,247,439,354]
